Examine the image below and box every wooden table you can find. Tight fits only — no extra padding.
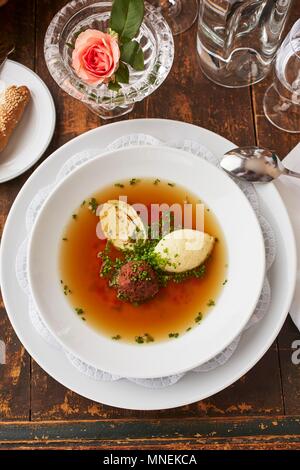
[0,0,300,451]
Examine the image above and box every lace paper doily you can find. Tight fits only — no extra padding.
[15,134,276,388]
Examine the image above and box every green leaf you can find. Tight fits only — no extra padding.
[121,40,144,71]
[108,81,121,92]
[115,62,130,84]
[110,0,144,41]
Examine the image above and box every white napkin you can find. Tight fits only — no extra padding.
[275,142,300,330]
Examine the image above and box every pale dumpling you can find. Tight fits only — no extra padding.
[154,229,215,273]
[99,200,147,251]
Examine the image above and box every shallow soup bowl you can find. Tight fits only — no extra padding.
[27,145,265,379]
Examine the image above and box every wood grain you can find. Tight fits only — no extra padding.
[0,416,300,450]
[251,6,300,157]
[0,0,35,422]
[30,346,282,421]
[250,5,300,421]
[278,318,300,415]
[31,0,277,422]
[0,0,300,449]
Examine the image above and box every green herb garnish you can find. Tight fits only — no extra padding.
[207,299,215,307]
[88,198,98,215]
[169,332,179,339]
[195,313,203,323]
[75,308,84,315]
[63,284,71,296]
[129,178,140,186]
[99,236,206,288]
[135,336,145,344]
[144,333,154,343]
[134,333,154,344]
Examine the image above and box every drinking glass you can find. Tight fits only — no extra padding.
[197,0,293,88]
[154,0,199,35]
[263,19,300,133]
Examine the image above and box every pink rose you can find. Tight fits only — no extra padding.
[72,29,120,85]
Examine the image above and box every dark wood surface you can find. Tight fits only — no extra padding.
[0,0,300,450]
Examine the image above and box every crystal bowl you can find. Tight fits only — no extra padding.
[44,0,174,119]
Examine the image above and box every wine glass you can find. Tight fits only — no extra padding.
[263,19,300,133]
[154,0,199,36]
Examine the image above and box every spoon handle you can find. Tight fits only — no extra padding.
[284,168,300,179]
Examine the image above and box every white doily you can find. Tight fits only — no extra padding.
[15,134,276,389]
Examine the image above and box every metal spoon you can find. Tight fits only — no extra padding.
[220,146,300,183]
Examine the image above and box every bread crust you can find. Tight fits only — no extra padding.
[0,85,31,152]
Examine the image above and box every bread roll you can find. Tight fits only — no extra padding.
[0,85,31,152]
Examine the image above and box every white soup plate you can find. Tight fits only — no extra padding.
[27,145,265,379]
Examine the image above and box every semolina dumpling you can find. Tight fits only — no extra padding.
[99,200,147,251]
[154,229,215,273]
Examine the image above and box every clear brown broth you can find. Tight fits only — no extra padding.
[60,179,227,343]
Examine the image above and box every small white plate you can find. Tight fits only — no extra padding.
[0,60,56,183]
[27,145,265,378]
[0,119,296,409]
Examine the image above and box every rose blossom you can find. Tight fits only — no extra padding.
[72,29,120,85]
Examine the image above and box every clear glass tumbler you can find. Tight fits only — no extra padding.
[263,19,300,133]
[197,0,293,88]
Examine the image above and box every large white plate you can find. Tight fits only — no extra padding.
[27,146,265,378]
[275,142,300,331]
[0,60,56,183]
[0,119,296,410]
